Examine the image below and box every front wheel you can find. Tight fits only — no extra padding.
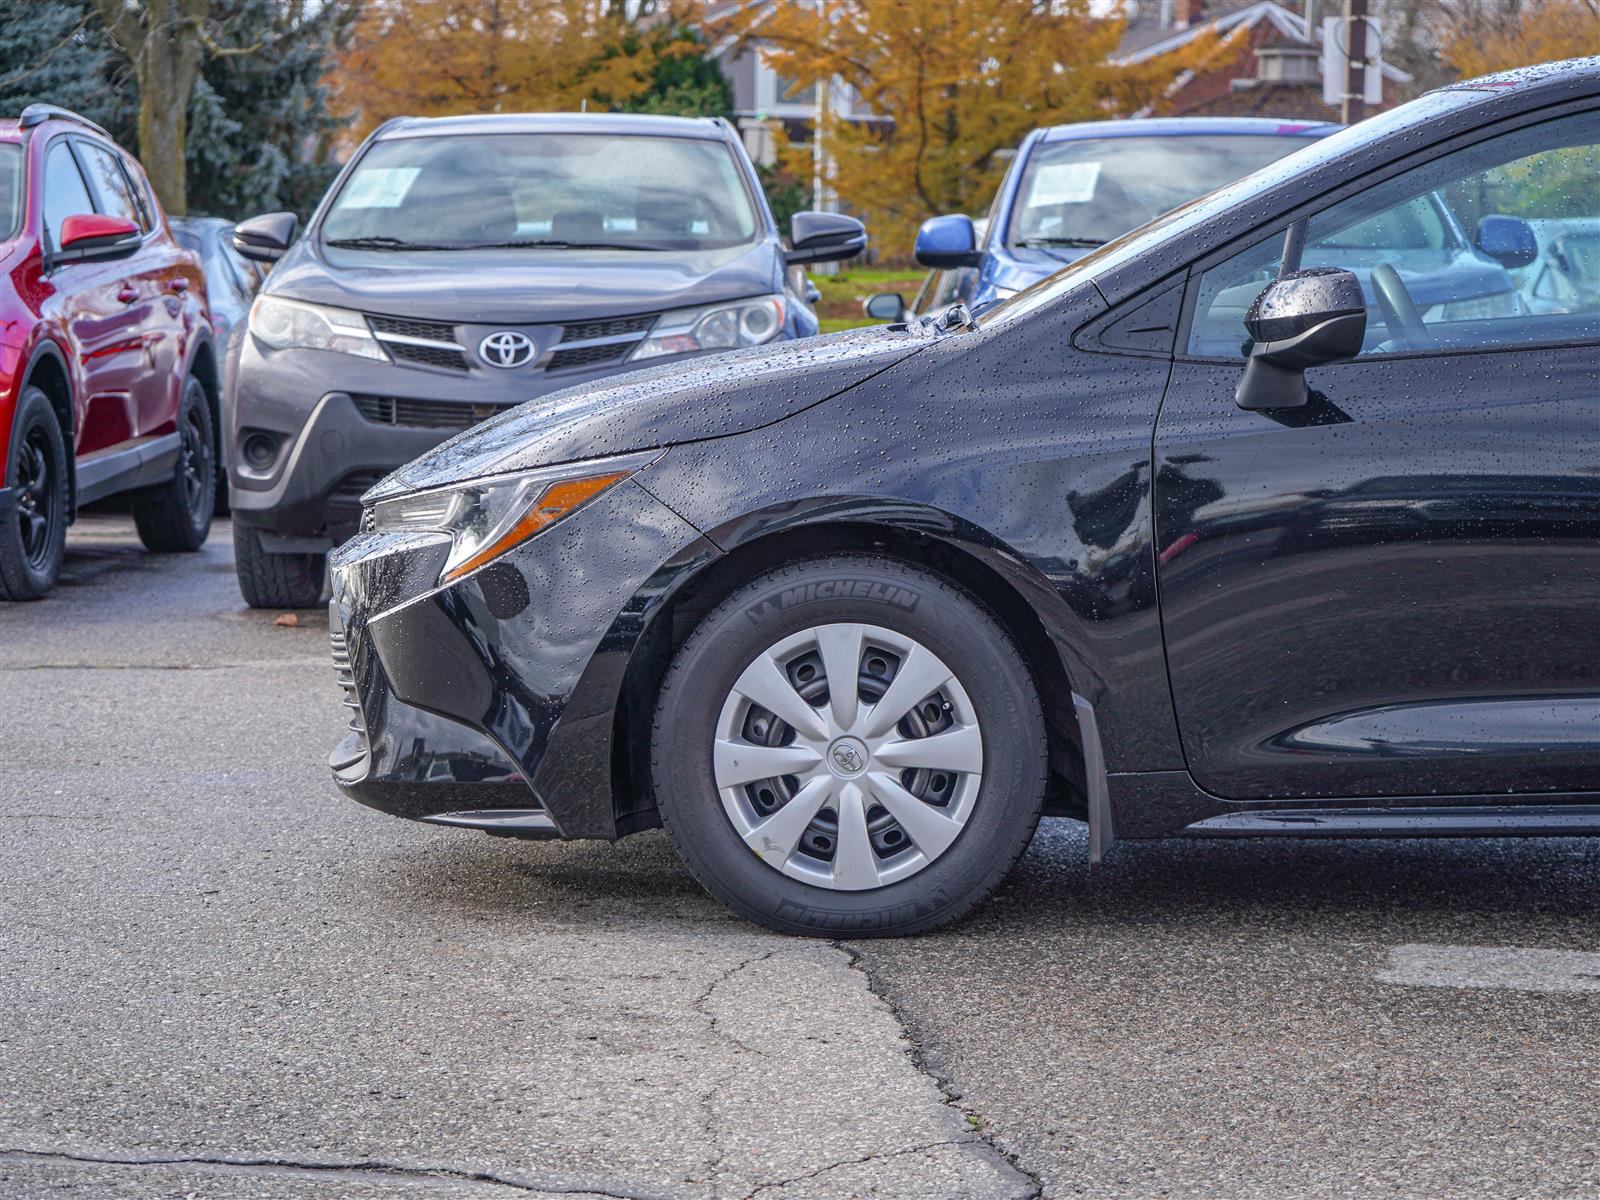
[232,522,325,609]
[652,555,1047,937]
[0,387,69,601]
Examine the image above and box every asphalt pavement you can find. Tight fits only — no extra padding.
[2,514,1597,1199]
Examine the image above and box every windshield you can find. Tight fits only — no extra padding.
[1007,134,1319,249]
[321,133,761,252]
[0,144,21,241]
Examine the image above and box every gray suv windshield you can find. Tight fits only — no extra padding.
[322,133,761,252]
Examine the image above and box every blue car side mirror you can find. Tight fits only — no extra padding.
[915,214,981,269]
[1475,214,1538,270]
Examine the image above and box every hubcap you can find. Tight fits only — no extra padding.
[713,623,983,891]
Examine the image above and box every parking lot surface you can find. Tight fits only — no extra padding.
[3,515,1597,1199]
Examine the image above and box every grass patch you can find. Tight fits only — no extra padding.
[810,267,926,332]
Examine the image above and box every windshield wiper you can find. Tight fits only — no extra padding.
[1019,236,1104,249]
[324,236,457,251]
[464,239,669,252]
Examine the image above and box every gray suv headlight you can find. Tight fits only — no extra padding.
[631,295,785,361]
[249,295,387,362]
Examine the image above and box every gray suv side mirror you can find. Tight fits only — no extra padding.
[1236,268,1367,411]
[786,211,867,265]
[233,212,299,263]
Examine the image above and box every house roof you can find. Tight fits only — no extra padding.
[1179,81,1348,121]
[1113,0,1413,84]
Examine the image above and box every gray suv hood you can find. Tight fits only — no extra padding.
[371,327,925,499]
[268,241,779,324]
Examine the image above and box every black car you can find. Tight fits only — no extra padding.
[329,60,1600,937]
[225,113,863,610]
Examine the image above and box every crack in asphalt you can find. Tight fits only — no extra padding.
[831,942,1046,1200]
[740,1140,962,1198]
[686,949,775,1196]
[0,1147,666,1199]
[691,950,776,1062]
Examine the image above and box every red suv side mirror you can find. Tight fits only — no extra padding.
[55,213,142,264]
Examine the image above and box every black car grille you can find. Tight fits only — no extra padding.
[328,470,387,505]
[547,341,634,371]
[385,341,469,371]
[352,394,511,430]
[330,623,370,761]
[559,313,656,343]
[368,315,457,342]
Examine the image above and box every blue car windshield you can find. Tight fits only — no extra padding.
[1007,134,1317,249]
[322,133,761,251]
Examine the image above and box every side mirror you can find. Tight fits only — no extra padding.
[863,292,907,322]
[1236,268,1366,411]
[914,214,980,269]
[54,214,141,264]
[233,211,298,263]
[1475,214,1537,270]
[786,211,867,265]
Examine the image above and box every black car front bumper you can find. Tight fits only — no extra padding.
[328,472,717,839]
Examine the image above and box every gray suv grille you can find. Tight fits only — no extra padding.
[364,311,659,375]
[368,314,457,342]
[353,394,512,430]
[560,313,656,342]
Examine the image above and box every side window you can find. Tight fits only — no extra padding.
[76,141,146,230]
[1188,109,1600,359]
[42,141,97,248]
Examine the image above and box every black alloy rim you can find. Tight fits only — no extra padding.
[15,423,57,570]
[180,389,209,518]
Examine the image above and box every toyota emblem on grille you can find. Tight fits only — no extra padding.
[479,330,537,369]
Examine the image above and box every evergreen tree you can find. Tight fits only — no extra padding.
[619,26,735,120]
[0,0,132,142]
[185,0,359,220]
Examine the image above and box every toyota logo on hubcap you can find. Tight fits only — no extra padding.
[478,330,537,369]
[828,738,868,777]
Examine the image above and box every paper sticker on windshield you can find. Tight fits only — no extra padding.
[339,167,421,209]
[1028,161,1102,207]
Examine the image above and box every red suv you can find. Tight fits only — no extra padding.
[0,105,217,600]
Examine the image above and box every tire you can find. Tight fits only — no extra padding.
[133,375,214,552]
[652,554,1047,937]
[233,521,325,609]
[0,387,69,601]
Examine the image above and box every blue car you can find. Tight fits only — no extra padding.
[905,117,1338,315]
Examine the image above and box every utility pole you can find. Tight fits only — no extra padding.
[1342,0,1368,125]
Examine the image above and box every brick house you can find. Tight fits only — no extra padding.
[1113,0,1412,122]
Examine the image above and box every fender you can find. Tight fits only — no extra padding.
[689,493,1112,716]
[5,338,76,501]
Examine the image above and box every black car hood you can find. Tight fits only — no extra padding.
[267,240,779,324]
[374,327,926,498]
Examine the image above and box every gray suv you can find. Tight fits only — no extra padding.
[226,112,865,608]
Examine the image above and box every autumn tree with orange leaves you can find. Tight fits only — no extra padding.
[712,0,1224,255]
[337,0,675,141]
[1443,0,1600,79]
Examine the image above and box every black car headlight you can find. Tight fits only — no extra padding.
[368,452,658,584]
